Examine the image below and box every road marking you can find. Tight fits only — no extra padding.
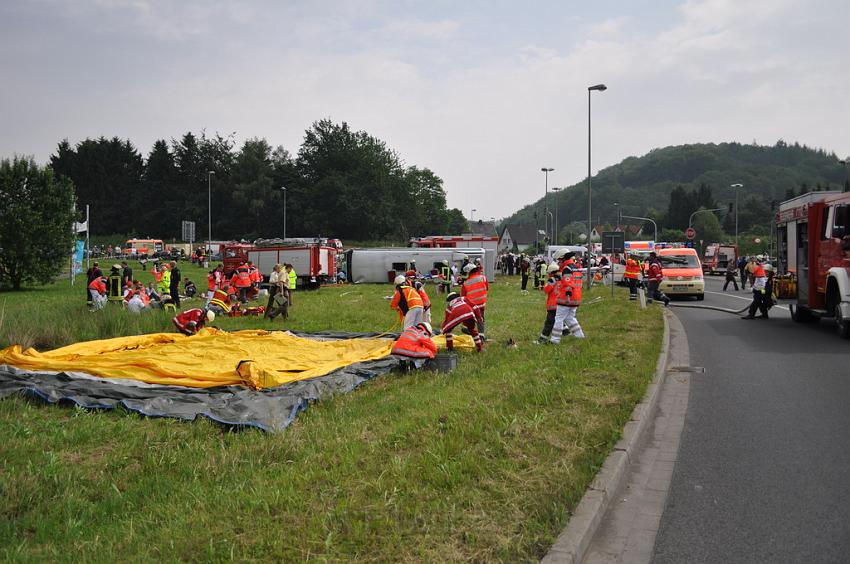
[704,290,790,311]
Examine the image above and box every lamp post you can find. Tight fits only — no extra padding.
[621,214,657,244]
[840,159,848,192]
[552,187,561,245]
[471,208,477,222]
[614,202,620,230]
[587,83,607,288]
[541,167,554,242]
[281,186,287,239]
[207,170,215,253]
[730,183,743,247]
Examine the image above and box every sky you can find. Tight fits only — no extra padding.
[1,0,849,220]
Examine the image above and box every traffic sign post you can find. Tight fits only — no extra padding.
[686,227,696,240]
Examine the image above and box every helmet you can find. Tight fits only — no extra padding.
[446,291,460,302]
[405,269,417,277]
[205,310,215,323]
[474,258,482,266]
[418,322,433,335]
[553,249,567,260]
[547,264,560,274]
[756,254,764,261]
[463,264,475,273]
[442,259,449,266]
[394,275,407,285]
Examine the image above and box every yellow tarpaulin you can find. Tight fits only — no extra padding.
[0,329,474,390]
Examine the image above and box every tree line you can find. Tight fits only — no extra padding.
[49,119,469,242]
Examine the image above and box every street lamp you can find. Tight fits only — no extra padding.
[207,170,215,253]
[552,187,561,245]
[471,208,477,224]
[688,208,725,230]
[281,186,287,239]
[541,167,554,242]
[622,214,657,244]
[731,183,743,246]
[613,202,620,230]
[840,159,848,192]
[587,83,607,288]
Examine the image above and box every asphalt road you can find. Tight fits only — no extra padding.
[652,275,850,564]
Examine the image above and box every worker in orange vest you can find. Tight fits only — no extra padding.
[536,264,562,344]
[550,265,586,342]
[460,263,489,338]
[390,275,424,329]
[230,262,252,303]
[623,253,641,300]
[391,322,437,369]
[407,270,432,325]
[87,276,108,310]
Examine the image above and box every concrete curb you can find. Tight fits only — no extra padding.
[541,310,673,564]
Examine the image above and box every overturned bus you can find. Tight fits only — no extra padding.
[345,248,491,284]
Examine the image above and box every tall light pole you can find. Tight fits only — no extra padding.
[281,186,287,239]
[471,208,477,222]
[731,183,743,247]
[622,214,657,244]
[587,83,607,288]
[840,159,848,192]
[207,170,215,252]
[613,202,620,230]
[541,167,554,243]
[552,187,561,245]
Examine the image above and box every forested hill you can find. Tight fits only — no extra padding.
[505,141,848,234]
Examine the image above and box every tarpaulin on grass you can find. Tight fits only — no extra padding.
[0,330,474,431]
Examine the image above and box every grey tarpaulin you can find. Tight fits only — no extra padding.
[0,331,403,432]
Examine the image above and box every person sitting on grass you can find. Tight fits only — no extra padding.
[172,308,215,336]
[183,277,197,298]
[391,322,437,369]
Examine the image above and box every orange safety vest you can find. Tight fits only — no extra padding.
[207,272,218,291]
[461,273,488,307]
[624,259,640,279]
[753,265,766,278]
[543,276,559,310]
[88,278,106,293]
[209,288,231,313]
[232,266,252,288]
[391,326,438,359]
[390,285,423,314]
[249,266,261,283]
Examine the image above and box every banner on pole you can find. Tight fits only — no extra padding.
[73,240,85,276]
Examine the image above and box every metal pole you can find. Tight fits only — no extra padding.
[552,188,560,246]
[587,89,592,288]
[621,214,657,244]
[85,204,90,269]
[207,170,215,253]
[282,186,287,238]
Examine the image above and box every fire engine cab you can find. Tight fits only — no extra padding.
[776,191,850,338]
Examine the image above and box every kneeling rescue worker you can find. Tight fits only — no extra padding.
[172,308,215,336]
[442,291,484,352]
[391,322,438,368]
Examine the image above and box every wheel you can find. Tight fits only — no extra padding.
[791,304,814,323]
[836,306,850,339]
[696,294,705,301]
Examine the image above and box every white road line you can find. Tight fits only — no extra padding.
[704,289,789,311]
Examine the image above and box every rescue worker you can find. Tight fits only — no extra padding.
[85,262,102,305]
[120,261,133,290]
[438,259,452,294]
[206,264,224,305]
[265,264,283,318]
[247,261,261,300]
[286,264,297,306]
[390,274,424,329]
[411,276,432,325]
[519,254,530,292]
[742,261,771,319]
[391,322,438,369]
[623,253,641,300]
[157,262,171,299]
[183,277,197,298]
[169,261,181,307]
[442,292,484,352]
[645,252,670,306]
[461,262,489,338]
[172,308,215,336]
[208,285,232,315]
[536,260,547,289]
[88,276,108,310]
[107,264,123,304]
[550,265,586,342]
[231,262,252,304]
[536,264,561,344]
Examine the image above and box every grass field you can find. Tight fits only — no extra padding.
[0,261,664,561]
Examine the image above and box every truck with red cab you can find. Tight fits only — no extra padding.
[776,190,850,337]
[222,238,339,288]
[701,243,738,275]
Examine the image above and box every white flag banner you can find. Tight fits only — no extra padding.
[74,220,88,233]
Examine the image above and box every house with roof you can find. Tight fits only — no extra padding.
[498,224,542,252]
[466,220,498,237]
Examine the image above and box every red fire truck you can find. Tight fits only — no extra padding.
[222,239,339,288]
[701,243,738,275]
[776,191,850,337]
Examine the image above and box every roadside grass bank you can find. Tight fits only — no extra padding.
[0,272,663,561]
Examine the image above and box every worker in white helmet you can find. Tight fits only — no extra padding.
[389,274,424,329]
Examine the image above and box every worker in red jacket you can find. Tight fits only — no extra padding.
[442,292,484,352]
[460,263,489,338]
[172,308,215,336]
[550,265,586,343]
[645,252,670,306]
[536,264,562,344]
[391,322,437,368]
[88,276,108,310]
[230,262,252,304]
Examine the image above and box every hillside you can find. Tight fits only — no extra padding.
[504,141,848,234]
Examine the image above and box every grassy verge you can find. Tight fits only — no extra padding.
[0,268,663,561]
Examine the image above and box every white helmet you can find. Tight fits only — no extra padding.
[394,275,407,285]
[463,264,475,273]
[442,259,449,266]
[756,254,764,261]
[547,263,560,274]
[474,258,482,266]
[419,322,433,335]
[553,249,568,260]
[205,310,215,322]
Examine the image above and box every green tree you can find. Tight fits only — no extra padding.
[0,158,76,290]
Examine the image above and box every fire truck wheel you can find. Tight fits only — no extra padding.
[791,304,816,323]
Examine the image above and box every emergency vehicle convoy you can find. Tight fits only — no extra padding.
[776,191,850,338]
[222,238,340,287]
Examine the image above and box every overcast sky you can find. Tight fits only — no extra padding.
[2,0,848,219]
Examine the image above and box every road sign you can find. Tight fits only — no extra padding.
[686,227,696,240]
[601,231,625,254]
[181,220,196,243]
